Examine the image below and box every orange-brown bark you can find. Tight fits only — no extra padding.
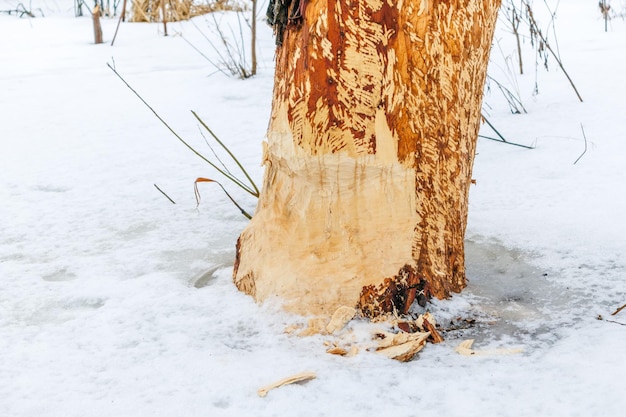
[234,0,502,317]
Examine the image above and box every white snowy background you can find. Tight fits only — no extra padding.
[1,0,624,415]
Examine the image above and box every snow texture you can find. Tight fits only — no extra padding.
[1,1,624,416]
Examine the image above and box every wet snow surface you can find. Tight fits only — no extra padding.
[1,1,625,415]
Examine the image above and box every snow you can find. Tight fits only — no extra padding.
[1,1,624,415]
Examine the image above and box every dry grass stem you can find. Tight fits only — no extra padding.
[573,123,588,165]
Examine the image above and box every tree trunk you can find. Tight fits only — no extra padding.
[234,0,501,317]
[93,5,103,44]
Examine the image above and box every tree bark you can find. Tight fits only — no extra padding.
[234,0,502,317]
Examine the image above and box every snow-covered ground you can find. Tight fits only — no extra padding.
[1,1,624,416]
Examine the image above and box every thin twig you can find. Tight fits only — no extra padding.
[180,34,230,78]
[212,13,239,76]
[190,12,251,79]
[604,319,626,326]
[487,75,527,114]
[192,110,259,196]
[541,0,562,60]
[154,184,176,204]
[107,62,257,197]
[526,3,583,102]
[612,303,626,316]
[233,12,247,67]
[573,123,587,165]
[191,17,233,75]
[110,0,127,46]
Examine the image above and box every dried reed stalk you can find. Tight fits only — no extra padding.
[131,0,194,23]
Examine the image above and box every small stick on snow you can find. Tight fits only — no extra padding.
[611,303,626,316]
[258,372,317,397]
[154,184,176,204]
[604,319,626,326]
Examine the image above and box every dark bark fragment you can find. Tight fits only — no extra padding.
[357,265,429,318]
[266,0,306,45]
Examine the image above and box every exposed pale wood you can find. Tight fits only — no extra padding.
[258,371,317,397]
[234,0,502,317]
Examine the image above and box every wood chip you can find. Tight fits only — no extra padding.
[258,371,317,397]
[376,338,428,362]
[413,312,437,331]
[326,306,356,334]
[455,339,523,356]
[298,317,327,336]
[455,339,477,356]
[376,331,430,361]
[422,317,444,343]
[326,346,348,356]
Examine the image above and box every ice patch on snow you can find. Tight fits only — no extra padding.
[429,238,583,350]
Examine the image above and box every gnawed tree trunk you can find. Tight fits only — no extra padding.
[93,5,103,44]
[234,0,501,317]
